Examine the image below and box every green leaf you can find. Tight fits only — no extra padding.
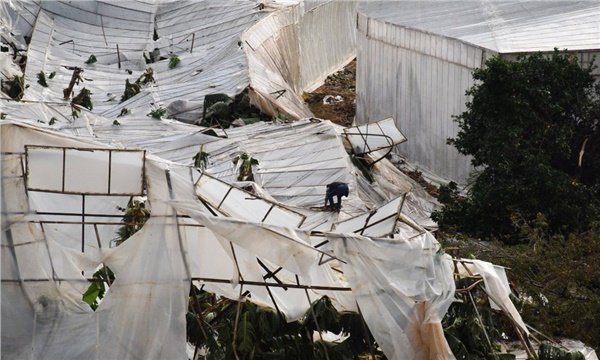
[147,107,166,120]
[71,87,93,110]
[85,54,97,64]
[539,343,585,360]
[168,55,180,69]
[237,311,256,354]
[37,72,48,87]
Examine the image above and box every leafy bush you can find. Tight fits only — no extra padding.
[186,292,383,359]
[434,50,600,241]
[457,217,600,349]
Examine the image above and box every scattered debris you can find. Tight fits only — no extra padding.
[62,67,84,99]
[118,107,129,117]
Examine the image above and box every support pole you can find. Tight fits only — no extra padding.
[117,44,121,69]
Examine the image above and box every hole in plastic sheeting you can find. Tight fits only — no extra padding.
[27,147,64,192]
[110,151,144,195]
[64,149,110,194]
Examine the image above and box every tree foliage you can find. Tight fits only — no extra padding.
[458,216,600,350]
[186,291,383,359]
[434,50,600,241]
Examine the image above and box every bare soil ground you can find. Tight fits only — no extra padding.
[303,59,356,127]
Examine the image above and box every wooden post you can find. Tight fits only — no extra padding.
[117,44,121,69]
[190,33,195,54]
[468,290,499,360]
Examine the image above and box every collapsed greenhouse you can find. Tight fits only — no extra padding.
[1,1,598,359]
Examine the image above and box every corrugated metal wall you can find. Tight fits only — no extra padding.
[356,11,496,184]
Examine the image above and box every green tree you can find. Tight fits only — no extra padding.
[434,50,600,241]
[457,216,600,349]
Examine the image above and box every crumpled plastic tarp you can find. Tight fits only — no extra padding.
[328,231,456,360]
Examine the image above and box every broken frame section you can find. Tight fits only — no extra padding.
[344,117,407,155]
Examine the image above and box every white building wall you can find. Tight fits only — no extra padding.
[356,12,496,184]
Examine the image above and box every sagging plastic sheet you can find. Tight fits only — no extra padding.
[14,0,262,120]
[328,231,456,360]
[471,260,529,336]
[1,122,356,358]
[1,121,454,360]
[1,122,191,359]
[160,160,357,320]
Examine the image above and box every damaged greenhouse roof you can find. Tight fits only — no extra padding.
[2,1,599,360]
[359,1,600,53]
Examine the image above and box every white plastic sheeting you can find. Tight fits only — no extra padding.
[1,121,352,356]
[242,0,358,120]
[1,122,191,359]
[26,146,145,195]
[328,231,456,360]
[195,172,307,228]
[1,119,455,359]
[334,195,403,237]
[471,260,529,336]
[10,0,262,122]
[358,1,600,54]
[202,119,366,212]
[0,99,439,231]
[4,0,358,124]
[1,1,464,357]
[355,8,484,184]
